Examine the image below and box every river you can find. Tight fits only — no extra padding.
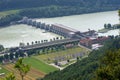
[36,11,119,32]
[0,11,119,48]
[0,24,60,48]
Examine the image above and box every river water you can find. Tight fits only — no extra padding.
[0,24,60,48]
[36,11,119,32]
[0,11,119,48]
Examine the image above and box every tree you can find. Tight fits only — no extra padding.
[46,40,48,42]
[27,43,29,46]
[56,37,59,40]
[31,42,34,45]
[18,50,24,57]
[107,23,112,29]
[60,37,62,40]
[9,52,14,61]
[4,54,9,60]
[0,56,4,63]
[15,52,19,59]
[35,41,38,44]
[95,50,120,80]
[118,10,120,22]
[53,38,56,41]
[104,24,107,29]
[5,73,16,80]
[14,58,30,80]
[41,40,43,43]
[0,45,4,52]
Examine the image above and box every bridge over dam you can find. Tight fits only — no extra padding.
[18,17,87,39]
[20,38,79,52]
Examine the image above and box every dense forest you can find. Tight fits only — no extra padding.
[0,0,120,26]
[0,0,120,11]
[40,36,120,80]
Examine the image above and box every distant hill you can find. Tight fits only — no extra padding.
[0,0,120,26]
[41,37,120,80]
[0,0,120,11]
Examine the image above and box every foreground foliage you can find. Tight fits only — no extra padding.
[0,45,4,52]
[4,73,16,80]
[95,50,120,80]
[14,58,30,80]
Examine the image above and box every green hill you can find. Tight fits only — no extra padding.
[41,37,120,80]
[0,0,120,26]
[0,0,120,11]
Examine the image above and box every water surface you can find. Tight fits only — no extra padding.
[36,11,119,32]
[0,11,119,47]
[0,24,60,48]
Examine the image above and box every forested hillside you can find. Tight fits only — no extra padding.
[0,0,120,26]
[0,0,120,11]
[41,37,120,80]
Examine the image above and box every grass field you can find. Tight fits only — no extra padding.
[0,47,89,79]
[34,47,90,63]
[0,10,19,17]
[23,57,58,74]
[3,64,45,80]
[0,67,9,79]
[0,67,9,74]
[2,57,58,80]
[98,28,110,33]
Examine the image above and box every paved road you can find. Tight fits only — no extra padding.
[21,38,79,51]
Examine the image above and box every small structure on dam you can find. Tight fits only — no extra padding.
[50,24,80,38]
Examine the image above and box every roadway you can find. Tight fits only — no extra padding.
[21,38,79,51]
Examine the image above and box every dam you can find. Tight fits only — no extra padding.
[5,17,97,53]
[20,17,83,39]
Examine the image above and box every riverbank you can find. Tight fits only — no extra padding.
[98,28,111,33]
[98,23,120,33]
[0,5,119,27]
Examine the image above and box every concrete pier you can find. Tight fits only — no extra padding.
[21,17,82,39]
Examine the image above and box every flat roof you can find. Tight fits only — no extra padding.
[52,24,80,33]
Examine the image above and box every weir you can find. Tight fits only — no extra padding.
[20,17,82,39]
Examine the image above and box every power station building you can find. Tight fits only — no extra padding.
[50,24,80,38]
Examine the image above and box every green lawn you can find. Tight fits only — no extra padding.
[0,10,19,17]
[98,28,110,33]
[0,67,9,74]
[23,57,58,74]
[34,47,90,63]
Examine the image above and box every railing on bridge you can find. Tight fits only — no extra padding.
[20,38,79,51]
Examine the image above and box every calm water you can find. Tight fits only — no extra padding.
[0,11,119,47]
[36,11,119,32]
[0,24,60,48]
